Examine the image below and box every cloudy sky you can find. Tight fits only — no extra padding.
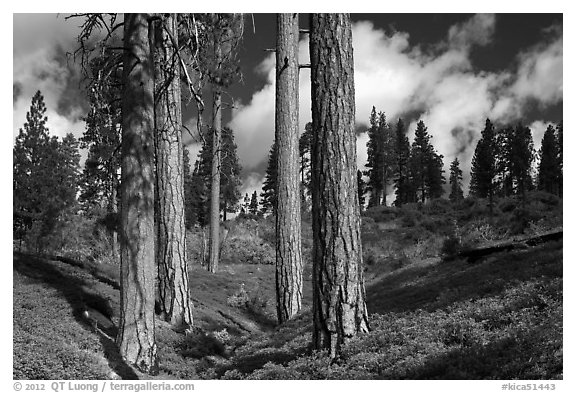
[12,13,563,198]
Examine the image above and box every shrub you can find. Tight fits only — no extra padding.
[212,329,233,345]
[178,330,227,359]
[363,205,399,223]
[226,283,271,317]
[528,191,560,207]
[221,236,275,265]
[227,283,250,308]
[400,205,422,227]
[460,220,508,247]
[498,197,517,213]
[23,210,120,265]
[419,216,453,236]
[423,198,453,215]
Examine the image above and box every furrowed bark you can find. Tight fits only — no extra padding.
[309,13,369,359]
[117,12,158,374]
[208,39,222,274]
[275,13,303,323]
[153,13,193,328]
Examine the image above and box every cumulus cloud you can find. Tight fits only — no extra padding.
[229,14,562,193]
[448,13,496,49]
[13,14,88,143]
[511,30,563,105]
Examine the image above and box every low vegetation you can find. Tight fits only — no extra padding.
[13,191,562,380]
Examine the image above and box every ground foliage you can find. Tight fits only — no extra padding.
[13,191,562,379]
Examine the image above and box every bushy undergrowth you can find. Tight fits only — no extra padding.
[186,217,277,266]
[13,254,117,380]
[16,208,119,266]
[222,236,275,265]
[13,190,562,380]
[361,192,562,267]
[13,228,562,380]
[222,276,562,379]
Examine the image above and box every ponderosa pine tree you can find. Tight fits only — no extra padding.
[510,123,534,207]
[208,39,223,273]
[393,118,412,206]
[58,133,82,204]
[275,13,303,323]
[116,13,157,374]
[449,157,464,202]
[537,124,562,196]
[470,118,497,212]
[13,91,51,241]
[14,91,80,252]
[189,160,209,227]
[409,120,444,203]
[42,134,80,245]
[495,126,515,197]
[427,150,445,200]
[183,147,195,228]
[219,128,242,221]
[365,108,395,207]
[198,13,243,273]
[261,140,278,214]
[78,49,122,214]
[249,191,259,215]
[310,13,369,358]
[152,13,193,328]
[378,111,396,206]
[192,127,242,223]
[75,48,122,260]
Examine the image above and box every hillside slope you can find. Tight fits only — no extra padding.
[13,238,562,379]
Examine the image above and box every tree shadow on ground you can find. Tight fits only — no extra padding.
[402,324,562,379]
[13,252,139,380]
[366,241,562,315]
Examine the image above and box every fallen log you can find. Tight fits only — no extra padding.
[457,230,562,263]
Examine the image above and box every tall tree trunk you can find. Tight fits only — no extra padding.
[309,13,369,359]
[117,13,158,374]
[208,42,222,274]
[107,111,120,262]
[109,177,119,262]
[382,168,387,207]
[153,14,193,328]
[275,13,303,323]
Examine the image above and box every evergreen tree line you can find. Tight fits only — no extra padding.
[256,109,562,214]
[470,119,563,212]
[13,93,563,251]
[258,107,450,212]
